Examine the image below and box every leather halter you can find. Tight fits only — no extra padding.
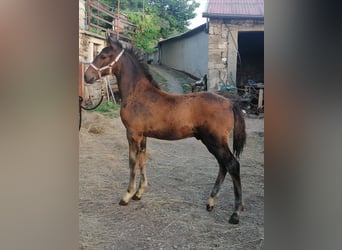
[89,49,125,79]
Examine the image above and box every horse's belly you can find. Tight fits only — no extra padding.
[143,125,193,140]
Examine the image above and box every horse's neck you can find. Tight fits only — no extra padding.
[114,58,146,104]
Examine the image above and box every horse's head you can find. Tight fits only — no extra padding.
[84,36,124,83]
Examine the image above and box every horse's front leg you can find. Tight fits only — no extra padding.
[119,135,140,206]
[132,136,148,200]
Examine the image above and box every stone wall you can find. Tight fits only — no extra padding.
[79,31,107,63]
[79,0,86,31]
[207,19,264,91]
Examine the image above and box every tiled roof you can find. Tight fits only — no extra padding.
[203,0,264,18]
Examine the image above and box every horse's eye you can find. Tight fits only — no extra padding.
[100,55,106,60]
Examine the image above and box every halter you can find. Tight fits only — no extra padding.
[89,49,125,79]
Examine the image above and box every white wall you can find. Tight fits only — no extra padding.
[159,30,208,79]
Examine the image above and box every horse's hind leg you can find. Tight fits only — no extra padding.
[207,163,227,210]
[201,139,228,211]
[132,137,148,200]
[226,154,244,224]
[202,138,244,224]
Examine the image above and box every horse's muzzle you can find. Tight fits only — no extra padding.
[84,74,96,84]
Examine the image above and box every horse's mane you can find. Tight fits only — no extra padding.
[115,41,160,89]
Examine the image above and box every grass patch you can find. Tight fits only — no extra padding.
[87,101,121,118]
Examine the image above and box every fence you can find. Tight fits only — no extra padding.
[86,0,136,43]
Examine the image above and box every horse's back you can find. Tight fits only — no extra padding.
[189,92,235,136]
[158,91,235,131]
[191,91,234,116]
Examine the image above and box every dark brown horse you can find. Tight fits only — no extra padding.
[84,37,246,224]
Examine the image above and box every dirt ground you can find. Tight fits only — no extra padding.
[79,67,264,250]
[79,114,264,250]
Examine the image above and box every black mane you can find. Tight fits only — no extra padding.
[117,42,160,89]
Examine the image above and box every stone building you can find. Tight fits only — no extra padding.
[203,0,264,91]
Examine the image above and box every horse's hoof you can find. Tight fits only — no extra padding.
[119,199,128,206]
[206,204,214,212]
[132,194,141,201]
[228,213,239,224]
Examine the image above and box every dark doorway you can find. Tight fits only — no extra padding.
[236,31,264,88]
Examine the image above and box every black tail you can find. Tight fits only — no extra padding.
[232,102,246,158]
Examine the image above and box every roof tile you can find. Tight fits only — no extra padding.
[203,0,264,18]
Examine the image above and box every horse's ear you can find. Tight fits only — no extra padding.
[106,32,118,49]
[107,33,123,51]
[105,31,112,46]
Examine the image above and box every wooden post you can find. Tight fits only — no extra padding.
[258,88,264,109]
[117,0,120,40]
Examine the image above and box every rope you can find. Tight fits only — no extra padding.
[79,96,83,131]
[79,85,105,130]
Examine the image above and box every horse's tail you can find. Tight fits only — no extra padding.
[232,102,246,159]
